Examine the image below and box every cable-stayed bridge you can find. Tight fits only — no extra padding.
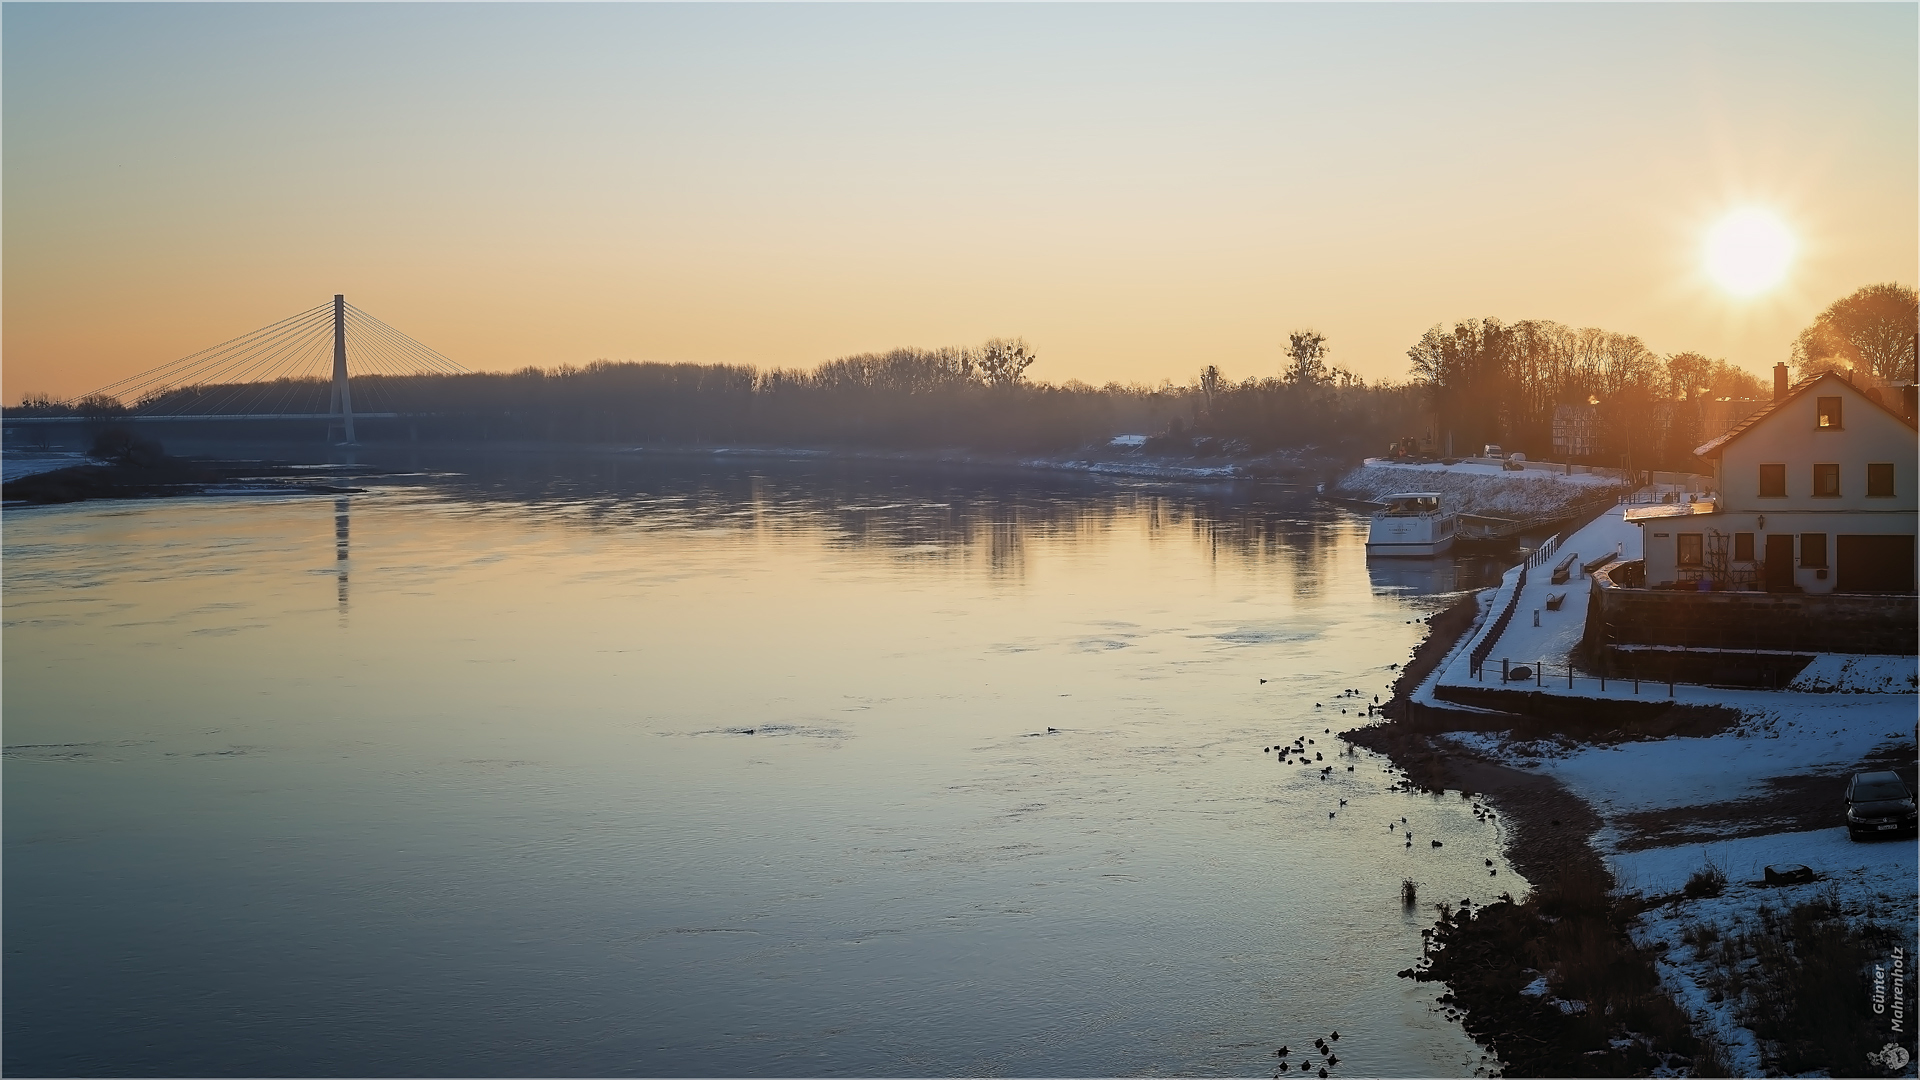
[8,295,467,444]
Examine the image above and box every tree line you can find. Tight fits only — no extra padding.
[16,283,1908,465]
[13,333,1421,458]
[1406,282,1915,470]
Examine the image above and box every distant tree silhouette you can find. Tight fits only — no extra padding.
[88,426,165,467]
[1793,283,1918,383]
[976,338,1037,387]
[1285,330,1329,385]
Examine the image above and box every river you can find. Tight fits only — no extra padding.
[4,449,1519,1076]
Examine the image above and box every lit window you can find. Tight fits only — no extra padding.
[1812,463,1839,497]
[1758,464,1786,497]
[1677,534,1704,566]
[1868,463,1895,497]
[1800,533,1828,569]
[1816,396,1842,429]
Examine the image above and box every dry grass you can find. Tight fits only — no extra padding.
[1688,885,1917,1076]
[1681,858,1727,900]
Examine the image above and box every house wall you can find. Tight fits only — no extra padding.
[1642,509,1917,594]
[1667,375,1920,595]
[1715,379,1918,513]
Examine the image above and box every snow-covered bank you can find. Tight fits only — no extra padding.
[1624,829,1917,1079]
[1330,458,1628,519]
[1381,485,1918,1075]
[625,443,1332,483]
[3,450,87,483]
[1432,669,1917,1075]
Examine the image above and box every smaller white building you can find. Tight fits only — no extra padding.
[1630,371,1917,595]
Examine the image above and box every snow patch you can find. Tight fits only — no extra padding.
[1331,459,1628,519]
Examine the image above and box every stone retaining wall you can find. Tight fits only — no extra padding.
[1586,562,1917,656]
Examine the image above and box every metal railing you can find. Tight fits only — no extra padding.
[1477,657,1676,697]
[1466,535,1559,679]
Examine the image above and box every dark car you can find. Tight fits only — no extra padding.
[1844,771,1919,841]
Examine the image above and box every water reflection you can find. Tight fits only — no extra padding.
[1365,550,1509,597]
[359,450,1369,585]
[4,449,1518,1078]
[334,496,350,616]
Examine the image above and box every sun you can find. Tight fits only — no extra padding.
[1703,208,1794,296]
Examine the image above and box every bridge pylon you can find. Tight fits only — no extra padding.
[326,293,357,445]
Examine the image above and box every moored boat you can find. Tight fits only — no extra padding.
[1365,492,1457,556]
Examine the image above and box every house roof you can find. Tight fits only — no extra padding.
[1692,370,1918,459]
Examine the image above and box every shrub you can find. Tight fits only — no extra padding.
[88,427,165,467]
[1683,859,1728,899]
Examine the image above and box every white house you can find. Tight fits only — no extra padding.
[1630,370,1917,595]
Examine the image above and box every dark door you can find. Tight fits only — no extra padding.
[1764,533,1795,590]
[1836,534,1916,593]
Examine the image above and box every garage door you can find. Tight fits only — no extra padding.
[1836,534,1916,594]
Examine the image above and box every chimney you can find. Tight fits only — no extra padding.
[1773,362,1789,400]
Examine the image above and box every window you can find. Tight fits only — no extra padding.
[1817,396,1842,429]
[1734,533,1754,561]
[1813,463,1840,497]
[1759,463,1786,497]
[1800,532,1828,569]
[1677,533,1703,566]
[1868,463,1895,497]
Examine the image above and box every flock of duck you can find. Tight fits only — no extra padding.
[1271,1032,1342,1077]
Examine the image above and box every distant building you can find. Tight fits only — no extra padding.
[1696,397,1767,442]
[1550,404,1600,459]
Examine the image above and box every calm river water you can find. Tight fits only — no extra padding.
[5,450,1519,1076]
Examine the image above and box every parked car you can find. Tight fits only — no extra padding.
[1482,444,1503,459]
[1844,771,1918,840]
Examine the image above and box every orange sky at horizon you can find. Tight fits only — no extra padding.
[4,4,1914,401]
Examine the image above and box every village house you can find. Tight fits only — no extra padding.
[1583,366,1916,680]
[1633,367,1917,595]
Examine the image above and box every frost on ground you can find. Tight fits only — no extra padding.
[1330,459,1629,519]
[1443,692,1917,1076]
[1791,654,1920,694]
[1409,486,1918,1075]
[1625,832,1917,1078]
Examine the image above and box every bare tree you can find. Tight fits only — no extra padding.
[1664,351,1716,401]
[1285,330,1329,385]
[1793,283,1918,383]
[977,338,1036,388]
[1198,364,1223,411]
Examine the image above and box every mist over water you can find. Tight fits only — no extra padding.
[5,451,1518,1076]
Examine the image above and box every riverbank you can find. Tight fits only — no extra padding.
[1351,539,1918,1076]
[4,436,1354,504]
[1351,595,1719,1074]
[2,456,367,504]
[1328,458,1632,520]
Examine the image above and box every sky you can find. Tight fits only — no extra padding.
[4,3,1915,400]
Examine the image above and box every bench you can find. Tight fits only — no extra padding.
[1545,592,1567,611]
[1550,552,1579,585]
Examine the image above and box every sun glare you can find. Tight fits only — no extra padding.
[1703,208,1794,296]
